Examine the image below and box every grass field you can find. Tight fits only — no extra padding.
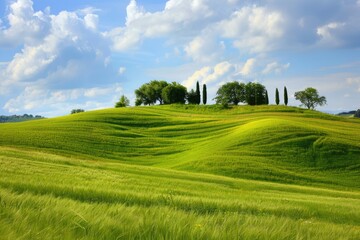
[0,105,359,239]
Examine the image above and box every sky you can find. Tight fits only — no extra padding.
[0,0,359,117]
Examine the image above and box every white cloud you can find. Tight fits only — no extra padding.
[240,58,256,76]
[0,0,119,116]
[317,22,346,46]
[184,35,225,62]
[0,0,51,47]
[4,84,122,115]
[183,61,236,89]
[218,6,284,53]
[118,67,126,75]
[262,62,290,75]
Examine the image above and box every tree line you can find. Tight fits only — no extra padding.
[115,80,327,110]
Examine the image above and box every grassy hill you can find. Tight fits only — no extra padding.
[0,105,359,239]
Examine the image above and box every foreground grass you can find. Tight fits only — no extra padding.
[1,147,359,239]
[0,105,360,239]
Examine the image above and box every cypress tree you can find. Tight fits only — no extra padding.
[284,86,288,106]
[265,90,269,105]
[275,88,280,105]
[196,81,201,104]
[202,84,207,105]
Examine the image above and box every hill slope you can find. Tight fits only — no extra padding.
[1,105,359,188]
[1,105,360,239]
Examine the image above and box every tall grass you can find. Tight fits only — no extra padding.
[0,105,359,239]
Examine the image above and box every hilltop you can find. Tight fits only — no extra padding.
[0,105,360,239]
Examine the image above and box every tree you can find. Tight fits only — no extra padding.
[115,95,130,108]
[135,83,156,106]
[265,90,269,105]
[202,84,207,105]
[294,87,327,110]
[196,81,201,105]
[245,82,267,105]
[150,80,168,105]
[162,82,187,104]
[71,109,85,114]
[134,80,168,106]
[284,86,288,106]
[275,88,280,105]
[187,89,198,104]
[354,109,360,118]
[215,81,246,106]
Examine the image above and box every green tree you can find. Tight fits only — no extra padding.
[187,89,198,104]
[135,83,156,106]
[265,90,269,105]
[275,88,280,105]
[115,95,130,108]
[150,80,168,105]
[245,82,267,105]
[196,81,201,105]
[215,81,246,106]
[294,87,327,110]
[134,80,169,106]
[71,109,85,114]
[162,82,187,104]
[284,86,288,106]
[202,84,207,105]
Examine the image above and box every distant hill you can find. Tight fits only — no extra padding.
[0,114,44,123]
[337,110,356,116]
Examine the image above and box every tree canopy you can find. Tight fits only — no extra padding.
[214,81,246,106]
[294,87,326,110]
[202,84,207,105]
[245,82,267,105]
[284,87,288,106]
[187,89,198,104]
[115,95,130,108]
[162,82,187,104]
[275,88,280,105]
[135,80,169,106]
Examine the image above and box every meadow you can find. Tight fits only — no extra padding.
[0,105,359,239]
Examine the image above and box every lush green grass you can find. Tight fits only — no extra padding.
[0,105,360,239]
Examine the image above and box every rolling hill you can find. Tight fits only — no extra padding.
[0,105,359,239]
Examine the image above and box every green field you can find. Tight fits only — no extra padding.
[0,105,359,239]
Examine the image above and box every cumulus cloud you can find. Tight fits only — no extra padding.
[0,0,118,115]
[217,6,284,53]
[262,62,290,75]
[0,0,51,47]
[183,61,238,90]
[107,0,360,55]
[184,35,225,62]
[240,58,256,76]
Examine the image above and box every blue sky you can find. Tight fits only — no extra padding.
[0,0,359,117]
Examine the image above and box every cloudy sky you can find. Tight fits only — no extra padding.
[0,0,359,116]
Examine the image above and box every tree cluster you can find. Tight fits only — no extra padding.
[0,114,44,123]
[71,109,85,114]
[135,80,207,106]
[135,80,169,106]
[215,82,268,106]
[122,79,328,111]
[135,80,188,106]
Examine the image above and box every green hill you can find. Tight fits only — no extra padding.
[0,105,359,239]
